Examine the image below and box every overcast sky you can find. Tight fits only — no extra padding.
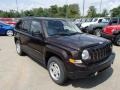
[0,0,120,15]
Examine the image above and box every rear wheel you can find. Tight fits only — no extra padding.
[94,29,101,37]
[16,41,24,56]
[47,56,67,85]
[115,35,120,46]
[6,30,14,36]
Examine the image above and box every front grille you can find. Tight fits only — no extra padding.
[89,43,112,64]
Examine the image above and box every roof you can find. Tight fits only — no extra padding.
[20,17,68,21]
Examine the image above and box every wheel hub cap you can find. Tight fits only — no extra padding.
[117,38,120,45]
[96,31,101,36]
[7,30,13,36]
[49,62,60,80]
[16,43,21,54]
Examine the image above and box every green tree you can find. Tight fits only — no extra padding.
[67,4,80,18]
[0,4,80,18]
[87,6,97,17]
[32,7,44,16]
[110,6,120,17]
[42,9,49,17]
[23,10,34,16]
[102,9,108,17]
[49,5,58,17]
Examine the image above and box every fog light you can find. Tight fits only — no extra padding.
[69,58,82,64]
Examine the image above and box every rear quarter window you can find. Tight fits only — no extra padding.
[22,20,31,32]
[15,20,23,30]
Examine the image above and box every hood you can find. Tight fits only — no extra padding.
[109,25,120,28]
[81,22,96,28]
[47,34,109,50]
[104,25,120,35]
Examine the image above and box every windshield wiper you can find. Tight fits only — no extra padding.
[50,33,70,36]
[50,32,83,36]
[69,32,83,35]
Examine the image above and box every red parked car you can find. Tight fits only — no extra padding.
[0,18,17,27]
[102,17,120,46]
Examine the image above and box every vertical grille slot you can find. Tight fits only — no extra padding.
[89,43,112,63]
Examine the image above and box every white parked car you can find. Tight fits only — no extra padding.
[80,18,107,32]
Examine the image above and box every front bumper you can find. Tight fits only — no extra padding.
[101,32,115,41]
[67,53,115,79]
[80,27,88,32]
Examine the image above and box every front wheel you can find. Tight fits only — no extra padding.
[115,35,120,46]
[16,41,24,56]
[94,29,101,37]
[47,57,67,85]
[6,30,14,36]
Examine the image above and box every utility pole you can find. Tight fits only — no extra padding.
[65,0,68,18]
[100,0,102,13]
[16,0,19,12]
[83,0,85,17]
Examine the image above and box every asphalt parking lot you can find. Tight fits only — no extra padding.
[0,36,120,90]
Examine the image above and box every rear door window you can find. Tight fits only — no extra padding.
[30,20,42,36]
[22,20,31,32]
[15,20,23,30]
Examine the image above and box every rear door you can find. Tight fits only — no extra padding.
[28,20,45,64]
[15,19,32,53]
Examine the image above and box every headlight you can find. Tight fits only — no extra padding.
[82,50,90,60]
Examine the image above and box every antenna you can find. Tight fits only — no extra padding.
[16,0,19,12]
[65,0,68,18]
[83,0,85,17]
[100,0,102,13]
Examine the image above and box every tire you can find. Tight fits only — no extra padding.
[94,29,101,37]
[115,35,120,46]
[47,56,67,85]
[16,40,24,56]
[6,30,14,36]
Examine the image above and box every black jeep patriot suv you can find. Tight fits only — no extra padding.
[14,17,115,85]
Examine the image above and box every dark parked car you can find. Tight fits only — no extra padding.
[85,18,110,36]
[0,21,14,36]
[14,17,115,85]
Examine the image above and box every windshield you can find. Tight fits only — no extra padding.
[92,18,98,22]
[44,20,82,36]
[81,18,86,22]
[86,18,93,22]
[101,18,110,23]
